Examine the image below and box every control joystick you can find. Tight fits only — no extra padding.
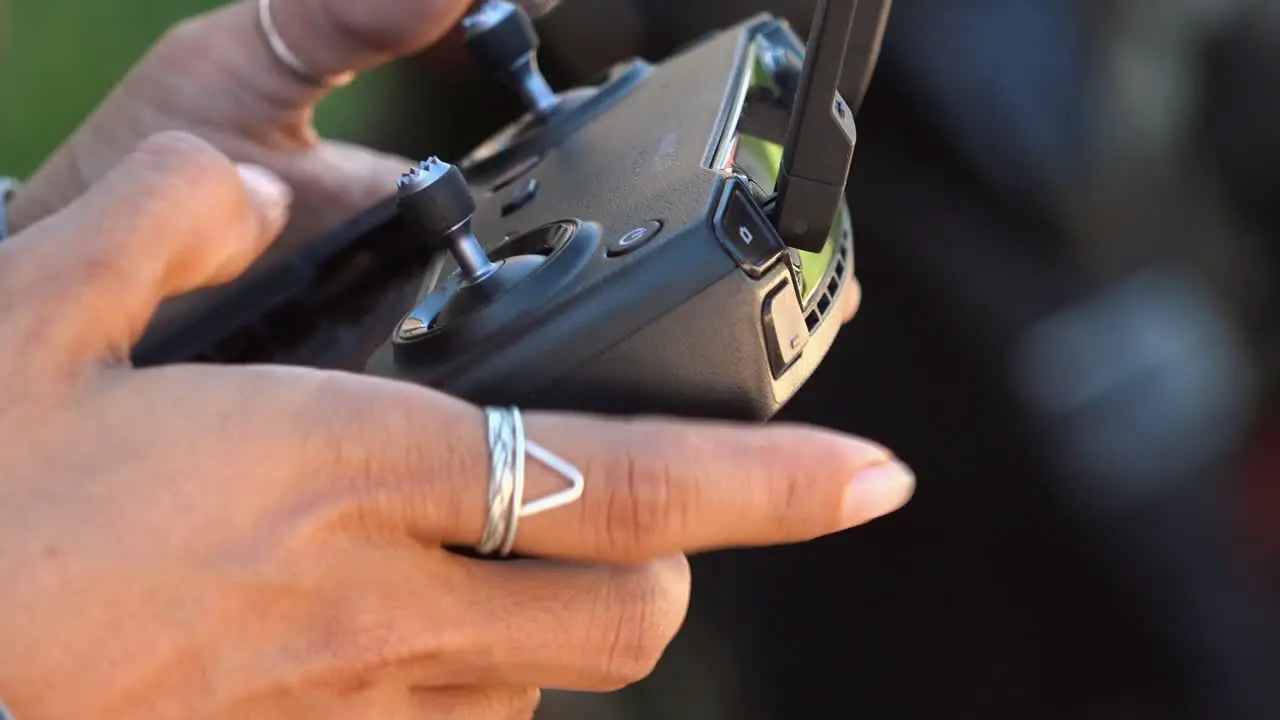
[456,0,652,181]
[396,158,546,331]
[135,1,888,422]
[463,0,559,119]
[396,158,496,283]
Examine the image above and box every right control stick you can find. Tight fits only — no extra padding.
[463,0,559,119]
[396,158,497,284]
[396,157,548,330]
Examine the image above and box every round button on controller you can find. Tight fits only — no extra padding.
[606,220,663,257]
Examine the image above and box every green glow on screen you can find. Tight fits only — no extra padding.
[732,135,841,306]
[726,43,845,307]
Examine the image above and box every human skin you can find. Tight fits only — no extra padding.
[0,4,902,715]
[0,130,912,718]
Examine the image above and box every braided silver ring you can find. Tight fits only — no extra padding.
[479,407,585,557]
[256,0,354,89]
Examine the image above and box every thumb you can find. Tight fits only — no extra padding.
[0,131,292,368]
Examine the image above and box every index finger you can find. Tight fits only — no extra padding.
[293,372,914,564]
[496,411,914,562]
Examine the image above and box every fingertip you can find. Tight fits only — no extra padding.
[841,458,916,527]
[763,422,909,530]
[843,276,862,325]
[811,426,915,524]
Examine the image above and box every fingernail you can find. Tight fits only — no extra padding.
[842,459,916,526]
[235,163,292,231]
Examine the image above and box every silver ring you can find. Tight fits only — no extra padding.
[256,0,354,89]
[479,406,586,557]
[477,408,515,556]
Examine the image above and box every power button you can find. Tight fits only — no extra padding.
[606,220,663,257]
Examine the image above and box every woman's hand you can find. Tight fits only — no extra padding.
[0,134,913,718]
[6,0,474,246]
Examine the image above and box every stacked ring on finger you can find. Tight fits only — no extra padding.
[478,406,585,557]
[477,407,517,556]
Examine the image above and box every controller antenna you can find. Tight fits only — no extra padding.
[770,0,859,254]
[397,158,497,284]
[463,1,559,118]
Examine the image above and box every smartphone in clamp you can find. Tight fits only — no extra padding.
[135,0,875,421]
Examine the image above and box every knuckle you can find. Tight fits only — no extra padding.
[72,241,131,293]
[124,132,249,255]
[134,129,225,173]
[64,131,248,298]
[133,131,242,204]
[336,381,447,500]
[752,427,846,537]
[598,560,690,688]
[772,463,812,534]
[602,424,688,557]
[289,377,391,506]
[303,596,391,689]
[309,584,471,689]
[290,374,464,535]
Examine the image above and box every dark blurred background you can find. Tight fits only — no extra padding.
[3,1,1278,718]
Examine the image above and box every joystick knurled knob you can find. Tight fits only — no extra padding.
[464,1,539,72]
[397,158,476,240]
[463,1,558,117]
[393,156,558,338]
[397,158,496,282]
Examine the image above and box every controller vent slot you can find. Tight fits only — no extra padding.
[803,228,853,333]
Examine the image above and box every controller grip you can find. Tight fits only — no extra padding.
[133,195,408,367]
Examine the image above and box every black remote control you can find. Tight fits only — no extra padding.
[135,1,885,421]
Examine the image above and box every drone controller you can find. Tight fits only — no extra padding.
[135,0,880,421]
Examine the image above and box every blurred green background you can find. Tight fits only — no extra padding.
[0,0,391,178]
